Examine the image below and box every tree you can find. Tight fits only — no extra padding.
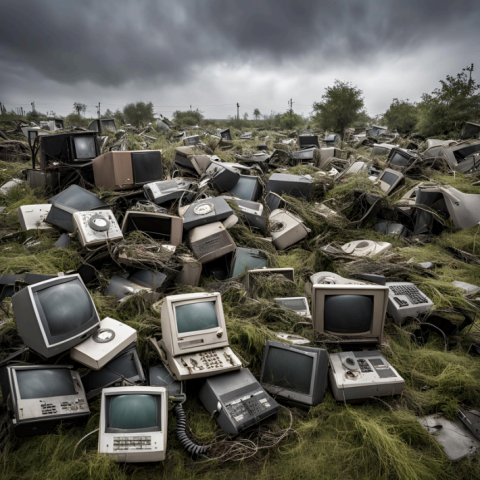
[280,111,304,130]
[253,108,261,120]
[416,64,480,136]
[383,99,418,134]
[243,112,249,120]
[312,80,364,134]
[64,113,90,128]
[123,101,155,127]
[103,108,114,118]
[172,109,204,127]
[73,102,86,116]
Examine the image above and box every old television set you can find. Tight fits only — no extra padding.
[386,148,417,170]
[220,129,232,141]
[46,184,108,233]
[461,122,480,140]
[121,211,183,245]
[440,142,480,172]
[88,118,117,134]
[370,125,387,137]
[174,147,212,176]
[230,247,267,278]
[265,174,312,201]
[260,341,328,407]
[12,274,100,358]
[81,346,145,399]
[205,161,240,192]
[370,143,394,158]
[0,365,90,437]
[154,292,242,380]
[93,151,163,191]
[229,175,262,201]
[183,135,200,146]
[144,179,193,205]
[324,134,340,147]
[98,386,167,463]
[40,132,100,167]
[312,284,389,344]
[298,135,319,149]
[377,168,404,195]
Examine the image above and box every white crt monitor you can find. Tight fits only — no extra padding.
[312,284,389,344]
[161,292,228,357]
[99,386,167,463]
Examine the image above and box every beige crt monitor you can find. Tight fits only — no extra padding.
[312,284,389,345]
[155,292,241,380]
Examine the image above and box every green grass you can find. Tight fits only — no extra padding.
[1,134,480,480]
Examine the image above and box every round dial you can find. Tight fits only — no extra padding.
[194,202,214,215]
[88,214,111,232]
[93,328,116,343]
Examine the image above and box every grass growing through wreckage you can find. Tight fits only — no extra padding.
[1,134,480,480]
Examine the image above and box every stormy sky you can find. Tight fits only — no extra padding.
[1,0,479,120]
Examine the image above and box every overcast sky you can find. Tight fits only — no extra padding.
[1,0,479,120]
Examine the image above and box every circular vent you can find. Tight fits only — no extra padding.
[93,328,116,343]
[194,202,214,215]
[270,221,286,233]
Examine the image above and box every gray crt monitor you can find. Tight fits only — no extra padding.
[377,168,403,195]
[260,341,329,408]
[230,247,267,278]
[12,274,100,358]
[265,173,312,199]
[228,175,262,201]
[386,148,416,169]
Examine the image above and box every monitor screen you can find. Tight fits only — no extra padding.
[131,152,162,184]
[324,295,373,333]
[263,346,313,395]
[381,171,399,187]
[73,136,96,159]
[36,280,94,337]
[16,369,76,399]
[229,176,257,200]
[231,248,267,278]
[390,152,410,166]
[108,394,158,430]
[123,214,172,241]
[175,301,218,334]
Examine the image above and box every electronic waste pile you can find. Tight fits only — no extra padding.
[0,120,480,468]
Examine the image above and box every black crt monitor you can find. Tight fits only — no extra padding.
[265,174,312,199]
[69,133,99,162]
[11,274,100,358]
[230,247,267,278]
[220,129,232,141]
[81,347,145,399]
[228,175,262,201]
[387,148,416,168]
[298,135,319,149]
[370,126,387,137]
[265,192,284,212]
[260,341,329,407]
[46,184,108,233]
[128,269,167,293]
[460,122,480,140]
[412,189,449,235]
[1,365,89,437]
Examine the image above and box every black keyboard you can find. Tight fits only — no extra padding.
[389,284,428,305]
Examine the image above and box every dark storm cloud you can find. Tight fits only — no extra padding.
[0,0,479,88]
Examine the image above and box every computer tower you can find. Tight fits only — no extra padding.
[269,209,311,250]
[181,197,234,231]
[93,151,162,190]
[188,222,236,264]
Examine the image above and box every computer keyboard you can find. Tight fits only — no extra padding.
[113,436,151,451]
[389,284,428,305]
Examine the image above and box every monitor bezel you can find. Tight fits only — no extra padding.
[162,292,229,356]
[260,341,318,405]
[27,274,100,348]
[312,284,388,342]
[377,168,403,195]
[69,133,98,162]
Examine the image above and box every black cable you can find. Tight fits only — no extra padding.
[173,402,211,457]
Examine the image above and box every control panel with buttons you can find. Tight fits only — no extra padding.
[73,209,123,247]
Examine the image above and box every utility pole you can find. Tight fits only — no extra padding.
[31,101,35,112]
[237,103,240,121]
[97,102,101,119]
[288,98,294,114]
[190,105,192,110]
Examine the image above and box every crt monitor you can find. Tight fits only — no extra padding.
[1,365,90,437]
[377,168,403,195]
[228,175,262,201]
[387,148,415,168]
[370,125,387,137]
[312,284,389,344]
[161,292,228,358]
[230,247,267,278]
[69,134,99,161]
[11,274,100,358]
[121,211,183,246]
[99,386,167,463]
[260,341,329,407]
[298,135,319,149]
